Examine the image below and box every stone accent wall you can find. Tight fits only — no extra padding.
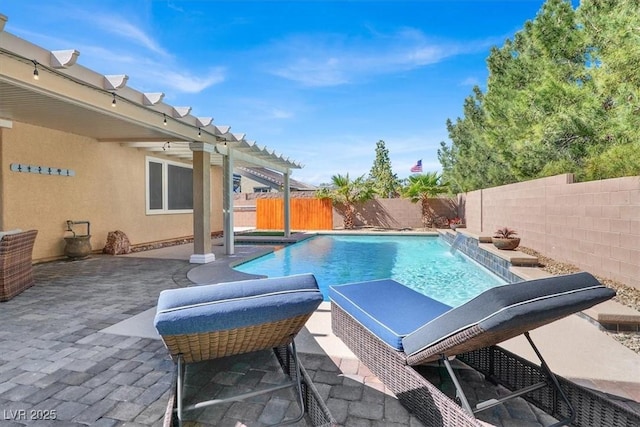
[460,174,640,289]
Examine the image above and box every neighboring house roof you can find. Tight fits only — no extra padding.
[237,167,317,191]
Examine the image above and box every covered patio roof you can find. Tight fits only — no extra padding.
[0,14,300,173]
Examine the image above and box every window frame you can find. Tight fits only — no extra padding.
[145,156,194,215]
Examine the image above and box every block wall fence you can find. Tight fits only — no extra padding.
[461,174,640,289]
[232,192,458,230]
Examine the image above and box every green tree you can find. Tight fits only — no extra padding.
[576,0,640,177]
[438,0,640,188]
[401,172,449,228]
[369,140,399,198]
[584,141,640,179]
[316,173,376,229]
[482,0,592,182]
[438,87,512,193]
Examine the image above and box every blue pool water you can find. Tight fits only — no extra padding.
[234,235,505,306]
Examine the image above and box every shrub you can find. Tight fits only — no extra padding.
[494,227,518,239]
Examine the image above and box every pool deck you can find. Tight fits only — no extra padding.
[0,231,637,426]
[132,232,640,411]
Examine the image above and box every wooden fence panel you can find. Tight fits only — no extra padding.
[256,198,333,230]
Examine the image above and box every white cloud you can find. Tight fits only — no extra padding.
[147,68,226,93]
[225,98,299,124]
[166,2,185,13]
[15,15,226,95]
[271,56,350,87]
[266,29,467,87]
[270,108,294,119]
[94,16,170,58]
[62,7,171,58]
[460,76,480,86]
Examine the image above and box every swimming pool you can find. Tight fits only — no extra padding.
[234,235,506,306]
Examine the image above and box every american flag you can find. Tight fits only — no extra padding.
[410,159,422,173]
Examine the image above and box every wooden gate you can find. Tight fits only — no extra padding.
[256,198,333,230]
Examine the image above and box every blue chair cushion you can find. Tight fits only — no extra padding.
[154,273,323,336]
[402,272,615,357]
[329,279,452,351]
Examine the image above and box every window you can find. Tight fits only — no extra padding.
[146,157,193,214]
[233,174,242,193]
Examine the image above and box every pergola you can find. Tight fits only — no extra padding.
[0,14,301,263]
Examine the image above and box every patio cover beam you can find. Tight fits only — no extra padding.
[223,148,235,255]
[284,171,291,237]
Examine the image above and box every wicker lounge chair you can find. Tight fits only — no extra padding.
[0,229,38,302]
[330,272,637,427]
[154,273,323,426]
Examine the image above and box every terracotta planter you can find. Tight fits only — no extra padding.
[492,237,520,250]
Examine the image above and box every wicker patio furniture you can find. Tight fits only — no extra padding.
[330,272,639,427]
[154,273,323,426]
[0,229,38,302]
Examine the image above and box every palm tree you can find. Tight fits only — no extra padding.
[401,172,449,228]
[316,173,376,229]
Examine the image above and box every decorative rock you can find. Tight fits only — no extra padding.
[103,230,131,255]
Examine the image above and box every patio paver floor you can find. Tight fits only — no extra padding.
[0,249,637,426]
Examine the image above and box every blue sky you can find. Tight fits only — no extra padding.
[2,1,568,185]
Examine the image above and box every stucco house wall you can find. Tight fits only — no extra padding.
[0,121,223,261]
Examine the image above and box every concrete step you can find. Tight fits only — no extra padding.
[583,299,640,332]
[511,266,640,331]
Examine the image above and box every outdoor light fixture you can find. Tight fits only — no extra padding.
[163,114,167,126]
[111,93,116,107]
[32,60,39,80]
[198,128,202,137]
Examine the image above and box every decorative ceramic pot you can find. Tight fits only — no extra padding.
[64,235,92,259]
[491,237,520,250]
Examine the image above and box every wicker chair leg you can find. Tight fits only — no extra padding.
[176,354,185,427]
[523,332,575,427]
[174,341,306,426]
